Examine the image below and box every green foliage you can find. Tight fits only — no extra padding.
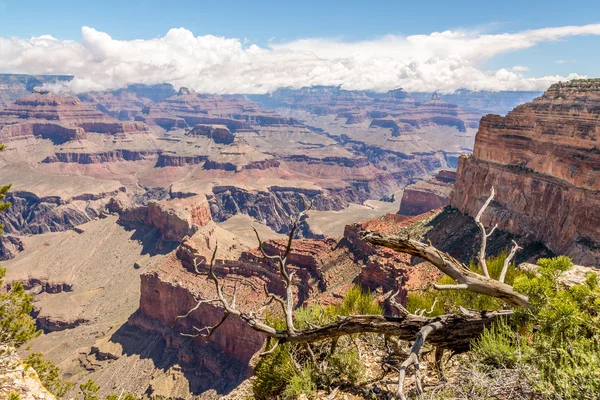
[407,250,522,316]
[469,256,600,399]
[323,348,363,385]
[472,318,531,369]
[24,353,73,398]
[253,342,297,398]
[8,392,20,400]
[106,394,139,400]
[78,379,100,400]
[281,364,317,400]
[253,286,378,399]
[0,268,39,353]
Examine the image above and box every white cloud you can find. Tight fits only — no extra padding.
[555,59,576,64]
[512,65,530,72]
[0,24,598,94]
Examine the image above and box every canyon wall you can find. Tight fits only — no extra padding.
[398,170,456,216]
[451,79,600,265]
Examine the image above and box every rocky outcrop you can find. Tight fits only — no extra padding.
[130,259,267,391]
[451,79,600,265]
[138,90,294,132]
[43,149,157,164]
[0,235,24,260]
[0,73,72,106]
[411,89,542,115]
[0,189,125,235]
[0,350,57,400]
[113,196,212,243]
[36,314,89,332]
[0,90,149,142]
[186,124,235,144]
[398,170,456,216]
[80,84,177,120]
[253,86,475,133]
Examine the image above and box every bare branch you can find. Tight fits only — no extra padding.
[252,225,281,261]
[499,240,522,283]
[397,320,444,400]
[173,297,219,328]
[260,338,282,356]
[387,289,410,317]
[417,298,439,317]
[475,187,496,278]
[361,230,530,307]
[434,283,468,291]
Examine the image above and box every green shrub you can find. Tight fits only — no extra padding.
[467,256,600,399]
[253,286,379,399]
[79,379,100,400]
[253,342,297,399]
[472,318,530,369]
[0,268,39,354]
[25,353,73,398]
[281,364,317,399]
[325,348,363,385]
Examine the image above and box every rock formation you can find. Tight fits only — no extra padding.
[0,90,149,143]
[0,73,72,106]
[398,170,456,216]
[186,124,235,144]
[452,79,600,265]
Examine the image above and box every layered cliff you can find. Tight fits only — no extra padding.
[451,79,600,265]
[399,170,456,216]
[0,90,149,142]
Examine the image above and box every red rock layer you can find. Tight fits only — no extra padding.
[398,170,456,216]
[451,80,600,265]
[0,90,149,141]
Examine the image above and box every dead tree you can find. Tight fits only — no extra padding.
[176,188,525,399]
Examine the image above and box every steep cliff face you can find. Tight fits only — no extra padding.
[207,182,401,236]
[399,170,456,216]
[451,79,600,265]
[0,189,124,235]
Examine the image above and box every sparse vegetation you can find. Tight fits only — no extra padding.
[406,250,522,316]
[24,353,73,398]
[253,286,379,399]
[435,256,600,399]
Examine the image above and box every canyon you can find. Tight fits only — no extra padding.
[2,74,586,398]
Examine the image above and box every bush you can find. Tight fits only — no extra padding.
[281,364,317,399]
[24,353,73,398]
[462,256,600,399]
[472,318,531,369]
[0,267,39,359]
[253,286,379,399]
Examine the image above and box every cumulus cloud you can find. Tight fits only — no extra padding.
[0,24,598,93]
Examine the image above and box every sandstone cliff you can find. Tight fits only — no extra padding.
[398,170,456,216]
[451,79,600,265]
[0,90,149,143]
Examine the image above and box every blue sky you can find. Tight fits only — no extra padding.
[0,0,598,93]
